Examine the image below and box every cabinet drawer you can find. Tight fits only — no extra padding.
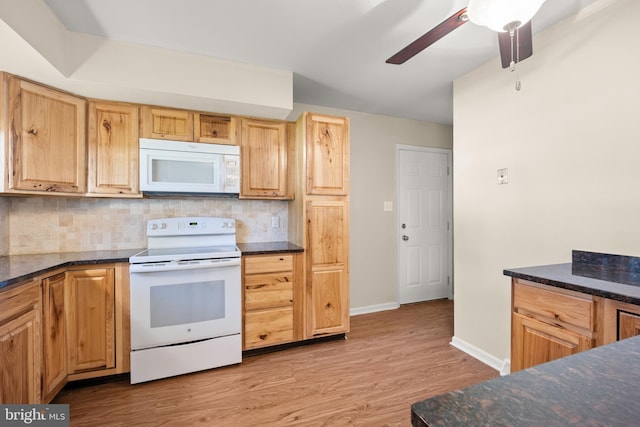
[513,281,595,330]
[244,255,293,274]
[244,307,293,349]
[244,274,293,311]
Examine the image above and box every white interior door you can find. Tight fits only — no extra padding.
[397,146,452,304]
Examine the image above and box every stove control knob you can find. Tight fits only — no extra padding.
[161,223,168,229]
[151,223,158,230]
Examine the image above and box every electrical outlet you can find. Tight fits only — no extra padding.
[383,201,393,212]
[497,168,508,185]
[271,216,280,228]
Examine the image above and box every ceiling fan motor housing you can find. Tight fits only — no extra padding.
[467,0,547,32]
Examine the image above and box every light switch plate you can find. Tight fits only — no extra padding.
[497,168,508,185]
[271,216,280,228]
[383,201,393,212]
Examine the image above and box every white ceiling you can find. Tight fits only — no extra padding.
[43,0,597,125]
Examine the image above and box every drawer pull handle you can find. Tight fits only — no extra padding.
[27,127,38,135]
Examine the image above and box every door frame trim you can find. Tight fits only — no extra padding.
[395,144,453,302]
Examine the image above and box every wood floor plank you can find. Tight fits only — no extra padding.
[54,300,498,426]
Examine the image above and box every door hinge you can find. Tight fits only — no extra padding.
[447,166,450,176]
[447,276,450,285]
[447,221,450,231]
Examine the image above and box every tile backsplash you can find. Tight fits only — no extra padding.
[0,198,8,256]
[5,196,288,255]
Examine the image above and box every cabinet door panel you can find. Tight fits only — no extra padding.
[141,107,193,141]
[305,198,349,337]
[307,201,347,266]
[512,312,592,372]
[42,273,67,399]
[88,101,140,195]
[9,77,86,193]
[308,268,347,336]
[0,310,39,403]
[306,114,349,195]
[66,269,115,373]
[240,119,288,198]
[619,311,640,340]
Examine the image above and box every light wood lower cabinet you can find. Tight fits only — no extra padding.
[242,254,303,350]
[0,280,42,404]
[512,312,593,371]
[1,263,130,404]
[602,299,640,343]
[66,268,116,375]
[511,279,597,372]
[305,198,350,338]
[42,272,67,402]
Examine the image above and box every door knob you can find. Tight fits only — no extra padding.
[401,223,406,229]
[402,235,409,241]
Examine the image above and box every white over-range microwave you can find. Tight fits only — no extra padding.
[139,138,240,195]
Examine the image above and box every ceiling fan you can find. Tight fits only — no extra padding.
[386,0,547,69]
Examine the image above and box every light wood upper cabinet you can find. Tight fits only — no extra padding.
[66,268,115,375]
[305,114,349,196]
[87,100,140,196]
[305,198,350,337]
[0,280,42,404]
[240,118,291,199]
[41,272,67,402]
[141,106,193,141]
[4,74,86,194]
[195,113,238,145]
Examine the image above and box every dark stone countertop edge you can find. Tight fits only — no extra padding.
[411,335,640,426]
[0,249,144,292]
[237,241,304,256]
[504,263,640,306]
[1,242,304,291]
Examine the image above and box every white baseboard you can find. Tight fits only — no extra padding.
[450,336,510,375]
[350,302,400,316]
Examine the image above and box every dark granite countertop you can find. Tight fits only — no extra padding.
[504,263,640,306]
[0,249,143,291]
[1,242,303,291]
[411,335,640,426]
[237,241,303,256]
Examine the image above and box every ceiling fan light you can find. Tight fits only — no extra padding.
[467,0,547,32]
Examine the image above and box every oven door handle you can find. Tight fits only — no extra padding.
[130,258,241,273]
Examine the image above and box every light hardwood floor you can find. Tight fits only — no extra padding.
[54,299,498,426]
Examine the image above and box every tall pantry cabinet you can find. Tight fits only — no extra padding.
[289,113,350,339]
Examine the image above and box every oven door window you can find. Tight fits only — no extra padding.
[130,264,241,350]
[150,280,225,328]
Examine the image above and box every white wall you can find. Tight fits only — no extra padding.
[287,104,452,313]
[452,0,640,366]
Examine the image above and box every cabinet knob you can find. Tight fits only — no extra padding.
[27,127,38,135]
[102,119,112,132]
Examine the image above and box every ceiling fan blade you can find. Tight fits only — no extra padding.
[497,21,533,69]
[386,8,469,65]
